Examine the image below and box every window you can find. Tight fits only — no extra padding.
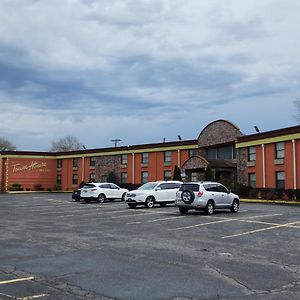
[248,173,256,188]
[275,142,285,159]
[121,154,128,165]
[206,145,235,160]
[141,171,148,184]
[73,158,79,168]
[57,174,62,185]
[90,157,96,167]
[164,170,172,181]
[248,146,256,161]
[276,171,285,189]
[207,148,217,160]
[89,173,95,182]
[164,151,172,163]
[121,172,127,184]
[57,159,62,169]
[72,174,78,185]
[141,153,148,164]
[189,149,197,157]
[217,184,229,193]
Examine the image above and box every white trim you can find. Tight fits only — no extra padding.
[132,153,135,184]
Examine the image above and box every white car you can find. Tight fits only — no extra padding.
[80,183,128,203]
[175,181,240,215]
[125,181,182,208]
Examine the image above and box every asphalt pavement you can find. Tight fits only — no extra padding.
[0,193,299,300]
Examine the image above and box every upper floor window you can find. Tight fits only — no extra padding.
[189,149,197,157]
[206,145,235,160]
[142,153,149,164]
[90,157,96,167]
[164,151,172,163]
[57,159,62,169]
[248,146,256,161]
[73,158,79,168]
[121,154,128,165]
[275,142,285,159]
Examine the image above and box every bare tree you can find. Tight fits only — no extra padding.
[50,136,82,152]
[0,137,16,151]
[295,99,300,123]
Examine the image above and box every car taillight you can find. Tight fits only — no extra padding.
[91,188,97,191]
[197,191,203,197]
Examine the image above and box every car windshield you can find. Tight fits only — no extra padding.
[179,184,199,192]
[138,182,158,190]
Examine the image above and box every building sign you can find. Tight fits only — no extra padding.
[11,161,50,173]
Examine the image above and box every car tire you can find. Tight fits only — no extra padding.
[121,193,126,202]
[181,190,195,204]
[179,207,189,214]
[145,196,155,208]
[205,200,214,215]
[128,203,137,209]
[98,193,106,203]
[230,199,239,213]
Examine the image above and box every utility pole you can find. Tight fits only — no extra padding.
[111,139,122,147]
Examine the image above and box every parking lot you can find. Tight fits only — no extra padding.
[0,193,299,300]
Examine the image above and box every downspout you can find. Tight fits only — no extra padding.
[292,140,297,191]
[81,156,85,182]
[132,153,135,184]
[177,149,180,167]
[262,144,266,188]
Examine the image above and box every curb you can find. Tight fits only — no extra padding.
[240,198,300,205]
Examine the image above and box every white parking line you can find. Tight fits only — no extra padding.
[21,294,49,300]
[126,215,186,225]
[111,210,167,219]
[0,276,34,285]
[222,220,300,239]
[169,218,236,230]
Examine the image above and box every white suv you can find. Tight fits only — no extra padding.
[175,181,239,215]
[125,181,182,208]
[80,183,128,203]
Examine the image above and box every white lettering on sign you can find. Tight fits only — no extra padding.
[11,161,50,173]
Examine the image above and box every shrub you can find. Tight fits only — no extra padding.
[9,183,24,191]
[53,184,62,191]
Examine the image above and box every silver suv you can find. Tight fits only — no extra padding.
[175,181,239,215]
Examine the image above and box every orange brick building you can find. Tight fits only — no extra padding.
[1,120,299,198]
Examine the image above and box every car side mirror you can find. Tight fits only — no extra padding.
[155,187,161,191]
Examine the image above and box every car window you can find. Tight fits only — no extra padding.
[157,183,168,190]
[179,184,199,192]
[100,184,111,189]
[110,184,119,189]
[217,184,228,193]
[165,183,181,189]
[83,184,96,188]
[204,184,218,192]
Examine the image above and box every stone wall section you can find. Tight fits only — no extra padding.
[236,148,248,184]
[182,156,209,170]
[198,120,243,148]
[95,155,121,183]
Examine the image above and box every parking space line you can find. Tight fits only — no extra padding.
[169,218,235,230]
[0,276,34,285]
[21,294,49,300]
[111,210,167,219]
[126,215,186,224]
[222,221,300,239]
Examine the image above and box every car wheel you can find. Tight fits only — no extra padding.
[145,196,155,208]
[205,200,214,215]
[230,199,239,213]
[98,193,106,203]
[179,207,189,214]
[181,190,195,204]
[128,203,137,209]
[121,193,126,202]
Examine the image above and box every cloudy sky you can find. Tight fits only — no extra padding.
[0,0,299,151]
